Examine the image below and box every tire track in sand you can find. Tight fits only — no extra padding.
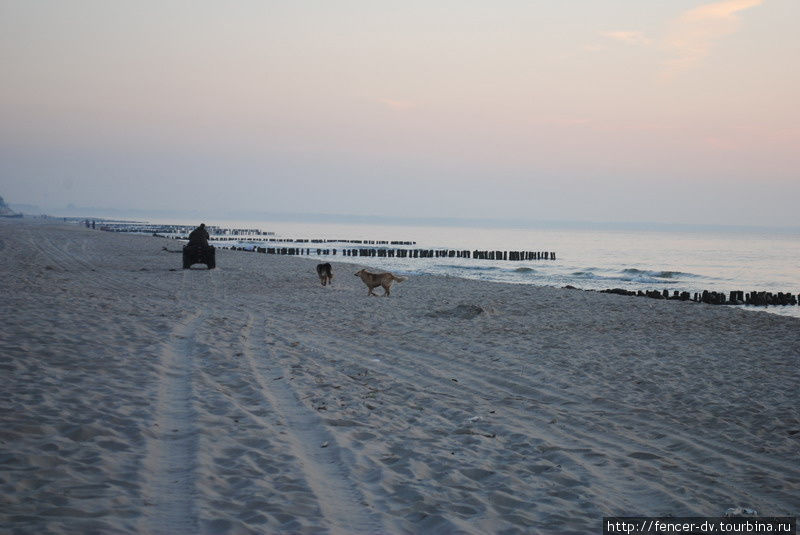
[140,270,207,535]
[263,313,800,513]
[240,311,384,535]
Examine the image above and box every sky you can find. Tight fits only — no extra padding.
[1,0,798,227]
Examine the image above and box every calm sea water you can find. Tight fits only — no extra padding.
[147,217,800,319]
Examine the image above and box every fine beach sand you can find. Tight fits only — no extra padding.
[1,219,798,534]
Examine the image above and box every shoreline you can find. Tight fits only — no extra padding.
[2,219,798,534]
[70,216,800,319]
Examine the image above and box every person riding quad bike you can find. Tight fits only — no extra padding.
[187,223,210,247]
[183,223,215,269]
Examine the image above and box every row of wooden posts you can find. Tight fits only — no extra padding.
[101,223,418,244]
[102,224,273,236]
[255,238,417,245]
[225,244,557,261]
[598,288,800,306]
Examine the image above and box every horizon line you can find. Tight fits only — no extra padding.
[19,203,800,234]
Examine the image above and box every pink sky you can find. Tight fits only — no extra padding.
[1,1,798,226]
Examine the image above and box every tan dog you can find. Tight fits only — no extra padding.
[354,269,407,296]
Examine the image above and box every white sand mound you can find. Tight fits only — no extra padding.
[428,304,488,319]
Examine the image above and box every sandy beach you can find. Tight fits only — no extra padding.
[1,219,798,534]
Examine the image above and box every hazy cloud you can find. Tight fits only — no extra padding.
[664,0,764,75]
[601,31,653,46]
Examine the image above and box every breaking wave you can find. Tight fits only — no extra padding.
[621,268,700,279]
[570,269,684,285]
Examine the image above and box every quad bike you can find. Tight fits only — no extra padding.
[182,244,216,269]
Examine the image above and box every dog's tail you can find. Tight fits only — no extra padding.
[392,275,407,283]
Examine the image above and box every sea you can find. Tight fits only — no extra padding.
[126,217,800,319]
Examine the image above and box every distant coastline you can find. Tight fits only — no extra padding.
[21,205,800,235]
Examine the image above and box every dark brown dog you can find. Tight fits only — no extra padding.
[316,263,333,286]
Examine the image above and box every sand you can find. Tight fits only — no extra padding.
[1,219,798,534]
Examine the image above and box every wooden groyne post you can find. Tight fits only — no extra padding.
[601,287,799,307]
